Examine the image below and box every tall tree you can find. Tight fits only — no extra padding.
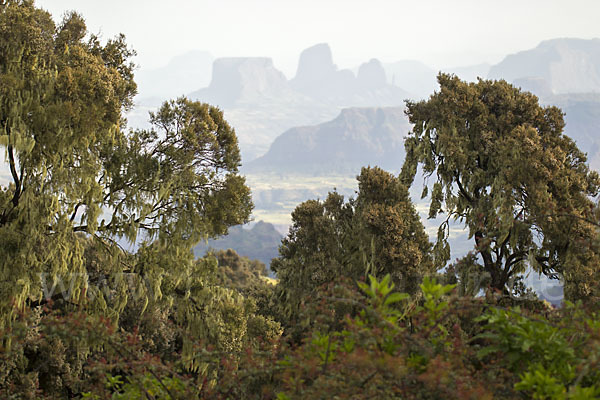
[0,1,252,322]
[401,73,600,299]
[272,167,433,333]
[0,3,272,397]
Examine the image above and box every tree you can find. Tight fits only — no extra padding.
[272,167,433,333]
[212,248,270,292]
[0,0,252,324]
[354,166,434,293]
[0,2,265,395]
[401,73,600,299]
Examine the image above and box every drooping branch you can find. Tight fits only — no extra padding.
[456,175,474,204]
[70,203,83,222]
[7,144,21,207]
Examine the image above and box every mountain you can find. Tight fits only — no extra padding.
[244,107,409,175]
[135,50,214,100]
[546,93,600,171]
[512,77,554,98]
[485,39,600,171]
[290,44,409,104]
[188,44,410,161]
[189,57,292,107]
[188,57,319,160]
[382,61,492,100]
[488,38,600,94]
[193,221,283,269]
[290,43,353,97]
[126,51,214,131]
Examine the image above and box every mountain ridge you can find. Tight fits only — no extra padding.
[243,107,409,175]
[488,37,600,94]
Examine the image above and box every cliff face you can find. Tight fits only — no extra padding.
[183,43,408,106]
[292,43,338,86]
[290,44,409,102]
[190,57,291,107]
[244,107,410,175]
[290,43,355,98]
[488,38,600,94]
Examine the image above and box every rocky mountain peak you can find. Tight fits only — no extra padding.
[192,57,289,107]
[293,43,337,84]
[357,58,387,90]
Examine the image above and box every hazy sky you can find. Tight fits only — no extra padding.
[36,0,600,78]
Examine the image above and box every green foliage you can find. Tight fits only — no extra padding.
[212,248,270,292]
[3,267,600,399]
[0,0,253,332]
[82,373,187,400]
[475,304,600,399]
[476,308,575,375]
[3,3,600,400]
[402,73,600,299]
[357,274,410,325]
[0,0,253,324]
[0,2,269,398]
[272,166,434,337]
[266,276,600,399]
[271,276,490,399]
[419,277,456,343]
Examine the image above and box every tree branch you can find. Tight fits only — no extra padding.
[70,203,83,222]
[456,176,474,204]
[8,144,21,207]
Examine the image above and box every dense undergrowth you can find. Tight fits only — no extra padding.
[2,272,600,399]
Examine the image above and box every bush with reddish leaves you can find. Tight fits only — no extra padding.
[2,275,600,399]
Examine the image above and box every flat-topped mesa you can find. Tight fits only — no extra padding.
[192,57,289,107]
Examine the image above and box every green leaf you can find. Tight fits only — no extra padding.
[384,292,410,306]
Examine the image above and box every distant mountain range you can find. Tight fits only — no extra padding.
[240,39,600,176]
[125,38,600,164]
[187,44,410,160]
[136,50,214,100]
[382,61,491,99]
[190,43,410,109]
[547,93,600,170]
